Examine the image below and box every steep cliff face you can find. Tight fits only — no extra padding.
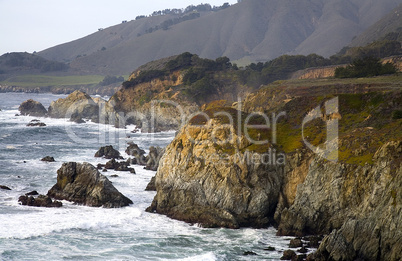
[313,141,402,261]
[147,107,286,228]
[149,83,402,260]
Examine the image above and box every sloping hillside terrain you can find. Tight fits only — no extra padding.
[37,0,402,75]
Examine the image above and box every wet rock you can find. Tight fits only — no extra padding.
[41,156,55,162]
[145,176,156,191]
[0,185,11,190]
[264,246,276,251]
[305,236,321,248]
[25,190,39,196]
[297,246,308,254]
[47,162,133,208]
[145,146,165,171]
[280,250,297,260]
[27,120,46,127]
[243,251,257,256]
[105,158,135,173]
[70,112,85,123]
[289,238,303,248]
[110,174,119,178]
[94,145,122,159]
[18,194,62,208]
[19,99,47,117]
[125,142,146,165]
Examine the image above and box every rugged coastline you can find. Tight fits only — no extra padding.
[14,70,402,260]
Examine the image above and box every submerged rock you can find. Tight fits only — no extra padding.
[41,156,55,162]
[27,120,46,127]
[47,162,133,208]
[19,99,47,117]
[18,194,62,208]
[0,185,11,190]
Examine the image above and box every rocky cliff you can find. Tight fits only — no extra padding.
[147,107,285,228]
[148,80,402,260]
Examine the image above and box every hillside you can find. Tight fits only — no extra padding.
[37,0,402,75]
[0,52,68,77]
[350,3,402,47]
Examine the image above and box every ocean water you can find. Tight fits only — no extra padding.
[0,93,297,261]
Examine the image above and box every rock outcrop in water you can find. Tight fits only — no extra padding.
[18,194,62,208]
[147,107,285,228]
[47,162,133,208]
[48,90,99,121]
[94,145,122,159]
[19,99,48,117]
[27,119,46,127]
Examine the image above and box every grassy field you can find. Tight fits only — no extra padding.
[0,74,105,88]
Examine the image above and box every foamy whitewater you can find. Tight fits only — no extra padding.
[0,93,293,260]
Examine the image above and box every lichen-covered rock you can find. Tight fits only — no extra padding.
[48,90,98,120]
[19,99,47,117]
[47,162,133,208]
[147,110,285,228]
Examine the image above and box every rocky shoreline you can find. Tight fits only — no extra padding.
[14,83,402,260]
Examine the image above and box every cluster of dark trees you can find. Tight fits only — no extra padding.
[135,3,230,20]
[0,52,68,73]
[145,13,200,34]
[122,52,231,91]
[99,75,124,86]
[334,57,397,78]
[122,30,401,92]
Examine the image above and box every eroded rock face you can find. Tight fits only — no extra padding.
[147,117,285,228]
[145,146,165,171]
[278,141,402,261]
[48,90,98,120]
[19,99,47,117]
[47,162,133,208]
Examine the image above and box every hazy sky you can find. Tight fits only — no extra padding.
[0,0,237,55]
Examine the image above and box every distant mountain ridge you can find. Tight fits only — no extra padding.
[38,0,402,75]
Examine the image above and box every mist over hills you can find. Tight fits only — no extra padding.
[350,3,402,47]
[35,0,402,75]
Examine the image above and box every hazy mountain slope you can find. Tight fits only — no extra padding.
[350,3,402,47]
[38,14,185,63]
[39,0,402,75]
